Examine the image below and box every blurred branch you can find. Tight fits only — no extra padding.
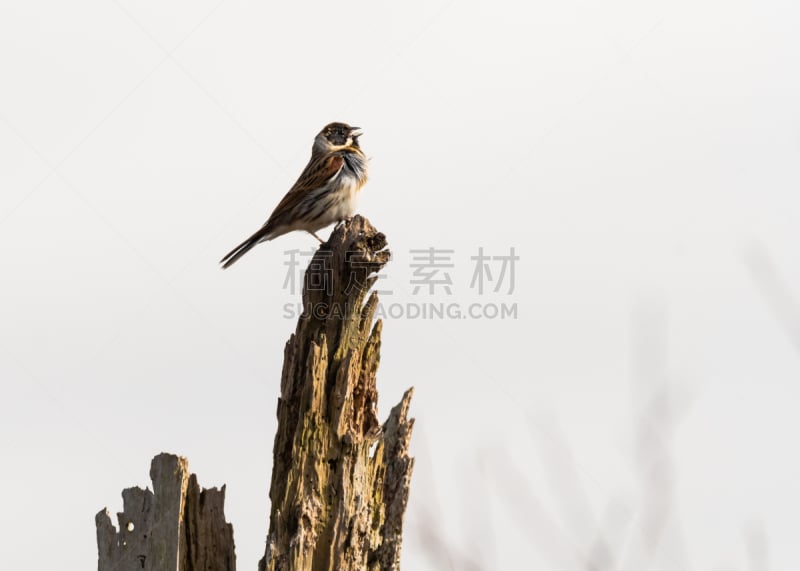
[742,240,800,353]
[745,520,770,571]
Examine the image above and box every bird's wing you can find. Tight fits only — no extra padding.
[263,153,345,230]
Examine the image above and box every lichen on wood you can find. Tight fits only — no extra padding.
[261,215,415,571]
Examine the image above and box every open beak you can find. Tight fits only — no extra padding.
[349,127,363,138]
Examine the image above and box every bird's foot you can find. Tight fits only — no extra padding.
[308,231,324,244]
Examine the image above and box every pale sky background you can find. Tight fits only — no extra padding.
[2,0,800,569]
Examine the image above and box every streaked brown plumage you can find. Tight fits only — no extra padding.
[220,122,368,269]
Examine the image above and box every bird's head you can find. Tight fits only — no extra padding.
[314,122,363,153]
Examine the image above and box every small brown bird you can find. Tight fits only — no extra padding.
[220,122,368,269]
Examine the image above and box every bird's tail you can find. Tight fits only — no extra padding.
[219,228,270,269]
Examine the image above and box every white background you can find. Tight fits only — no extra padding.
[2,0,799,569]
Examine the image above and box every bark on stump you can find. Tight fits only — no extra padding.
[261,215,415,571]
[96,453,236,570]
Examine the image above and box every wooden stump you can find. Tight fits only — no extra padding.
[94,216,413,571]
[96,453,236,570]
[261,215,415,571]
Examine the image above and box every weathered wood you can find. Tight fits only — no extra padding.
[95,217,413,571]
[261,215,415,571]
[96,453,235,571]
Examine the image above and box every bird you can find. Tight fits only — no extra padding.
[220,122,368,269]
